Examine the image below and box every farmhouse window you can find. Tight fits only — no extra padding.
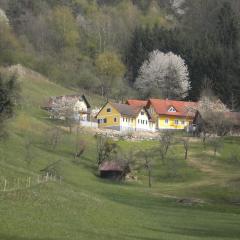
[181,120,185,125]
[141,111,144,115]
[114,117,117,122]
[174,119,179,125]
[107,108,111,112]
[168,106,176,112]
[165,119,169,124]
[104,118,107,123]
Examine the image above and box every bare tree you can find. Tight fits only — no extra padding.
[135,150,154,188]
[182,138,190,160]
[73,125,86,162]
[46,127,61,150]
[74,139,87,163]
[142,152,152,188]
[208,137,224,157]
[135,50,190,98]
[157,131,174,163]
[24,136,34,165]
[95,134,118,166]
[197,91,233,138]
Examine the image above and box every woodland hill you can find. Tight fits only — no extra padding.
[0,0,240,109]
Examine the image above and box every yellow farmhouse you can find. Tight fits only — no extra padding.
[96,99,197,132]
[96,102,156,132]
[128,99,197,130]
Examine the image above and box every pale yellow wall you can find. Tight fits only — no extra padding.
[158,116,192,129]
[96,103,121,128]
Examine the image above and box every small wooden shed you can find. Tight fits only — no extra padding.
[99,161,128,180]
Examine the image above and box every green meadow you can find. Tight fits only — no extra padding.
[0,70,240,240]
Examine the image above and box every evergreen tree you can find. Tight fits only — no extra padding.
[0,73,19,137]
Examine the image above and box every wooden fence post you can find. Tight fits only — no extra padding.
[26,177,28,188]
[3,179,7,191]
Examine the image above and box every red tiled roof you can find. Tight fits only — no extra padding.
[126,99,148,107]
[147,99,198,118]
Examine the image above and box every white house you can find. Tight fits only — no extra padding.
[42,94,91,122]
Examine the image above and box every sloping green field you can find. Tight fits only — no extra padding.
[0,68,240,240]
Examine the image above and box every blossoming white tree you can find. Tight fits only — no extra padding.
[135,50,190,99]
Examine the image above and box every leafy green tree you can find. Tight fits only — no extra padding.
[95,51,125,97]
[0,22,19,65]
[49,6,80,50]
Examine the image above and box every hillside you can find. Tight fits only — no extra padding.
[0,67,240,239]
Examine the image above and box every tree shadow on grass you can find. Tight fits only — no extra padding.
[122,224,240,240]
[0,235,57,240]
[121,234,162,240]
[98,189,174,211]
[143,225,240,239]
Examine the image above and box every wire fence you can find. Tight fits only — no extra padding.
[0,173,62,192]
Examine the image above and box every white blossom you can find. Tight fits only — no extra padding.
[135,50,191,99]
[0,8,9,25]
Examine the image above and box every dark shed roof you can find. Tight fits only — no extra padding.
[99,161,124,172]
[110,102,142,117]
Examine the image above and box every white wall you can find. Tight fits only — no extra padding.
[136,110,155,132]
[74,100,88,112]
[119,111,156,132]
[80,120,98,128]
[120,116,135,132]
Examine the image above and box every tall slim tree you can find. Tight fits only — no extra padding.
[0,73,19,137]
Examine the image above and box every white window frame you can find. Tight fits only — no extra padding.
[168,106,176,112]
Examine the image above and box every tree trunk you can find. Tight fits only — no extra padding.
[203,132,206,149]
[185,149,188,160]
[148,169,151,188]
[214,147,217,157]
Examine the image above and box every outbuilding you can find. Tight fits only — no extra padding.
[99,161,129,180]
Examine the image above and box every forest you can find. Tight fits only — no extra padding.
[0,0,240,109]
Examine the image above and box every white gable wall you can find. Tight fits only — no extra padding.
[136,110,155,132]
[74,100,88,112]
[72,100,90,121]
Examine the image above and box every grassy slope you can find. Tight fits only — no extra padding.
[0,68,240,240]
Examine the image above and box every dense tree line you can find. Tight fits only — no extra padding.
[126,1,240,108]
